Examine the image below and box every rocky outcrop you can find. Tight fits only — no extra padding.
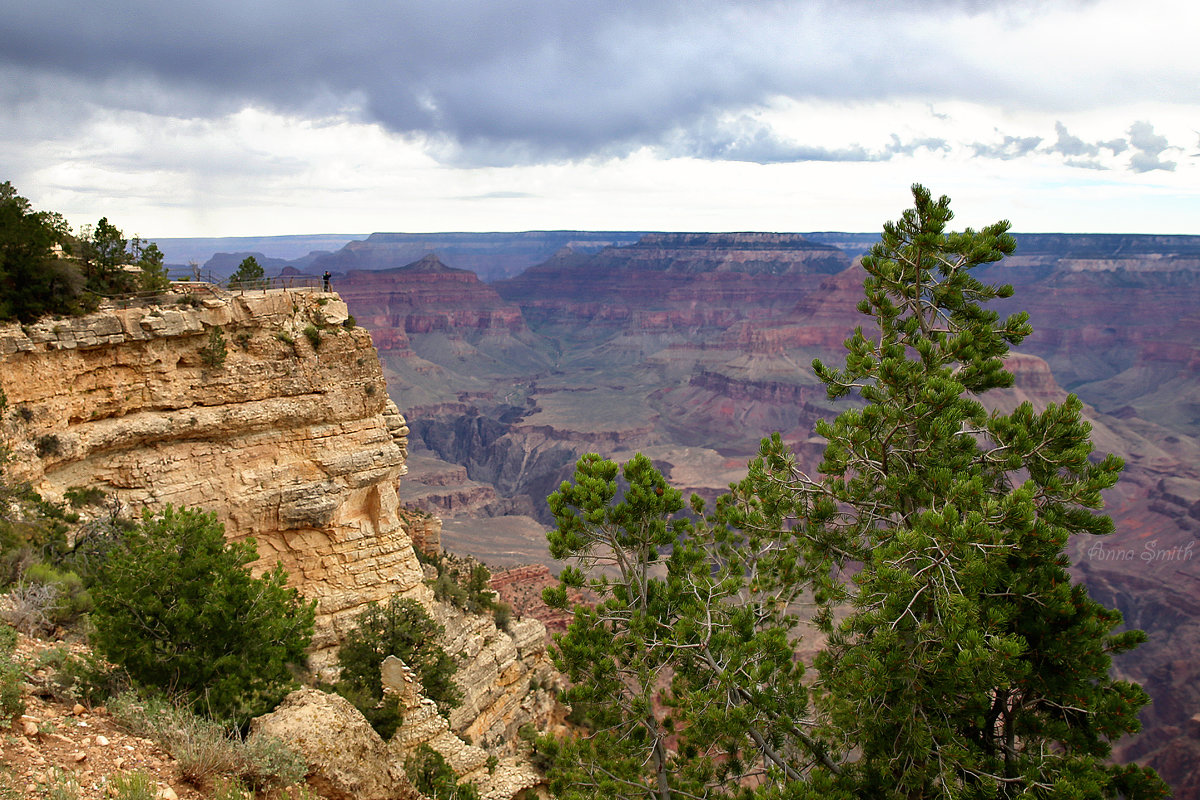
[0,288,561,799]
[254,652,546,800]
[0,289,424,653]
[251,687,418,800]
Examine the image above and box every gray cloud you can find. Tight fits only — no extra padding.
[660,117,949,164]
[971,135,1044,160]
[1127,121,1177,172]
[1048,121,1099,157]
[1,0,1188,169]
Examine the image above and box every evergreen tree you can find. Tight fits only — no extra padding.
[0,181,83,321]
[79,217,135,294]
[334,596,461,739]
[229,255,265,287]
[131,236,171,292]
[795,184,1165,798]
[90,506,315,722]
[542,186,1165,799]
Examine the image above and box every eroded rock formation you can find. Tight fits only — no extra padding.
[0,288,559,798]
[0,289,421,651]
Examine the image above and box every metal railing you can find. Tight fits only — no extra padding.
[96,273,327,308]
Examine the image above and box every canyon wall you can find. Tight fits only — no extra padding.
[0,288,419,650]
[0,287,558,795]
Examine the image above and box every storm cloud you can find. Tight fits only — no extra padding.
[2,0,1194,167]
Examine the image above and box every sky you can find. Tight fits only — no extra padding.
[2,0,1198,238]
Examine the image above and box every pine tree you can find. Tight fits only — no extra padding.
[760,184,1166,798]
[229,255,265,287]
[90,506,315,722]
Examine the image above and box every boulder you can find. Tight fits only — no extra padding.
[250,688,417,800]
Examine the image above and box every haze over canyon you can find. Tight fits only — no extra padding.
[159,226,1200,794]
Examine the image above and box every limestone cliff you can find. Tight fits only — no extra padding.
[0,288,559,798]
[0,288,421,651]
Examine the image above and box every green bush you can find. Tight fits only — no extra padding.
[406,744,480,800]
[302,324,321,350]
[34,434,61,457]
[0,624,23,722]
[336,596,461,738]
[20,563,92,628]
[200,326,228,368]
[90,506,315,722]
[63,486,106,508]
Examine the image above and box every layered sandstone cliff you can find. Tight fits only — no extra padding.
[0,287,558,797]
[0,288,420,650]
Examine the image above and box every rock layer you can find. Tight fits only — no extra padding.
[0,290,422,652]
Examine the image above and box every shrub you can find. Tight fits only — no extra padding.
[19,563,92,628]
[44,650,129,706]
[34,434,61,457]
[63,486,106,508]
[336,596,461,738]
[108,689,308,791]
[2,580,58,635]
[275,331,294,346]
[200,326,228,368]
[492,601,512,632]
[238,734,309,791]
[342,314,356,330]
[0,624,23,722]
[90,506,315,722]
[406,744,480,800]
[302,325,321,350]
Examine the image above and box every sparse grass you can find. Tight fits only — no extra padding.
[107,690,308,791]
[107,771,157,800]
[211,779,252,800]
[275,331,294,346]
[45,768,81,800]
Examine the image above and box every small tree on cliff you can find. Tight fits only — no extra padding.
[543,185,1165,799]
[334,596,462,739]
[229,255,265,287]
[91,506,315,722]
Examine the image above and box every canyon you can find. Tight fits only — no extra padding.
[316,229,1200,797]
[3,224,1195,796]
